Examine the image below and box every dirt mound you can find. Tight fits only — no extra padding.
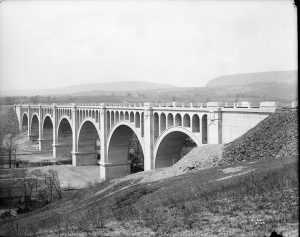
[220,109,298,165]
[171,144,224,172]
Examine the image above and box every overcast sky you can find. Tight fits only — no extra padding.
[0,0,297,90]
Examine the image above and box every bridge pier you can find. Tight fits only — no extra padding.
[53,144,72,158]
[99,161,131,180]
[39,139,53,152]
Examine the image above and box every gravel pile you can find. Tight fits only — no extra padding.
[220,109,298,165]
[171,144,224,173]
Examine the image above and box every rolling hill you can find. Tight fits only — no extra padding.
[206,70,297,87]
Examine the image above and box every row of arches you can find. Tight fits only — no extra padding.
[20,110,208,176]
[107,110,144,136]
[154,112,208,144]
[78,109,99,124]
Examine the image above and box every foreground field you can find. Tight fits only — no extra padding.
[1,156,298,237]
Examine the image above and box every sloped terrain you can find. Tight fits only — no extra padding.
[220,109,298,165]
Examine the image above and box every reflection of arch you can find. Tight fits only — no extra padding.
[183,114,190,127]
[167,113,174,128]
[202,114,208,144]
[107,121,144,166]
[154,127,200,169]
[21,112,28,132]
[192,114,200,132]
[30,113,39,138]
[175,113,182,126]
[77,119,101,165]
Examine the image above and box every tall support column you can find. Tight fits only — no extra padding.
[52,104,57,158]
[27,105,31,139]
[71,104,78,166]
[143,102,154,170]
[99,104,108,179]
[38,104,42,151]
[207,106,222,144]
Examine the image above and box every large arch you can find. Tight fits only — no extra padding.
[41,115,53,151]
[77,119,100,165]
[107,121,145,175]
[154,127,201,169]
[30,113,39,140]
[57,117,73,158]
[21,112,28,132]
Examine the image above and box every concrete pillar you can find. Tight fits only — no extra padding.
[207,107,222,144]
[27,105,31,139]
[38,104,42,151]
[52,104,57,158]
[143,102,154,170]
[99,104,109,179]
[71,104,78,166]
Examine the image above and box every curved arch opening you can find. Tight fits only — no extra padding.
[30,114,39,141]
[41,116,53,151]
[130,112,134,122]
[135,112,140,128]
[21,113,28,132]
[175,114,182,126]
[120,111,124,120]
[154,113,159,140]
[202,115,208,144]
[192,114,200,132]
[115,111,119,122]
[108,125,144,175]
[57,118,72,158]
[160,113,166,133]
[155,131,197,168]
[77,121,100,165]
[183,114,191,127]
[125,111,129,120]
[167,113,174,128]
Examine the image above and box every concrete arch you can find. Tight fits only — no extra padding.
[107,121,145,174]
[130,111,134,122]
[192,114,200,132]
[120,111,124,120]
[175,113,182,126]
[183,114,191,127]
[21,112,28,132]
[160,113,166,133]
[30,113,39,140]
[154,127,201,169]
[167,113,174,128]
[135,112,140,128]
[77,119,101,165]
[41,114,54,151]
[57,116,73,158]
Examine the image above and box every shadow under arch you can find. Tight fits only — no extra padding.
[154,127,201,169]
[41,114,54,151]
[77,118,101,166]
[21,112,28,132]
[30,113,39,141]
[56,116,73,158]
[107,121,145,175]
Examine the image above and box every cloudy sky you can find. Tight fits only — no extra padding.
[0,0,297,90]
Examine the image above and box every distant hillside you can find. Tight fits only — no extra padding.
[0,81,176,96]
[206,70,297,87]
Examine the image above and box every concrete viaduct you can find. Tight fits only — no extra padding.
[15,101,277,180]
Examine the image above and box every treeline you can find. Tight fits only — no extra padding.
[0,82,297,106]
